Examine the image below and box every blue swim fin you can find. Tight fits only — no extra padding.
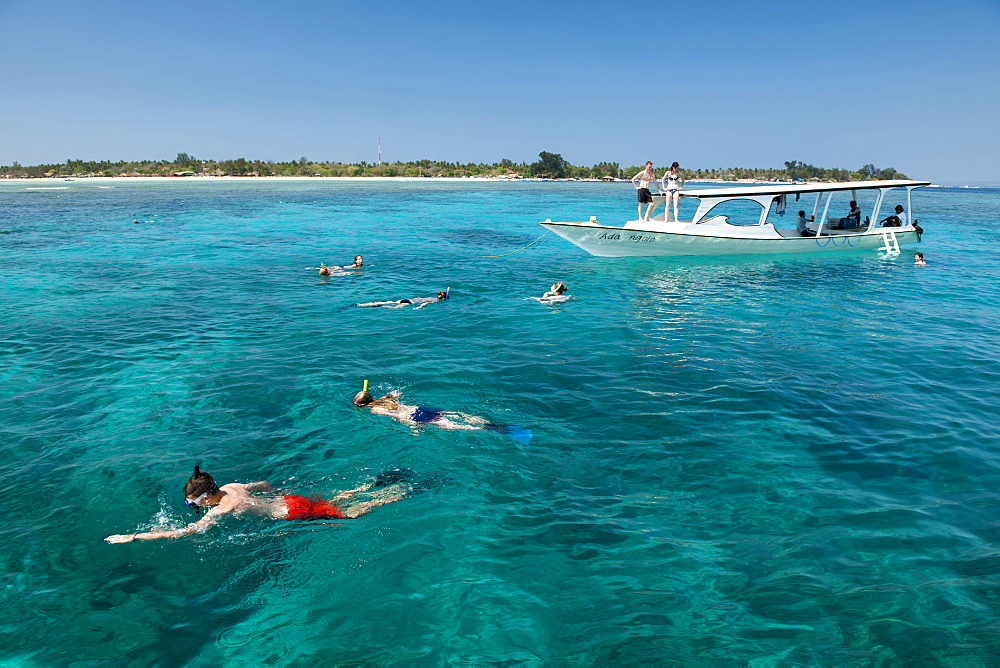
[484,424,532,445]
[503,426,533,446]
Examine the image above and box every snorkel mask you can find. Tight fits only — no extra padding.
[185,490,212,508]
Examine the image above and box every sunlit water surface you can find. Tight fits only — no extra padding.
[1,180,999,665]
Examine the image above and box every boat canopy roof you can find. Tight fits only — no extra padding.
[678,179,930,200]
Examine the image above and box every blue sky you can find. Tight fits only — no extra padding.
[1,0,997,183]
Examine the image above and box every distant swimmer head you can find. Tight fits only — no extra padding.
[551,282,568,295]
[318,266,332,276]
[353,390,374,407]
[184,465,220,507]
[354,255,363,266]
[437,291,447,300]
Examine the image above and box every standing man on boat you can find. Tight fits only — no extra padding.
[631,161,661,222]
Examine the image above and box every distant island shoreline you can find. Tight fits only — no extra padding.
[0,154,907,183]
[0,175,865,185]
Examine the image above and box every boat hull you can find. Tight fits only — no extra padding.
[539,223,920,257]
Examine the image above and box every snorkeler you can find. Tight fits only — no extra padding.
[531,282,571,304]
[353,288,449,309]
[352,385,532,444]
[103,465,415,543]
[318,255,364,276]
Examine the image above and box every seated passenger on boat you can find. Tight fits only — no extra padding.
[879,205,907,227]
[796,211,816,237]
[832,201,862,229]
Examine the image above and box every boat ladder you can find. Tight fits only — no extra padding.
[877,229,901,255]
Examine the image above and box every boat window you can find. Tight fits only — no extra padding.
[818,190,879,230]
[764,196,794,228]
[699,198,765,226]
[877,186,914,225]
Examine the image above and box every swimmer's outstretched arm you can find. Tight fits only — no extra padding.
[104,510,223,544]
[371,391,401,403]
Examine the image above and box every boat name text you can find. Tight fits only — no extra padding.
[598,232,655,244]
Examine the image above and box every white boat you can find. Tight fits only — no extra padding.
[540,179,929,257]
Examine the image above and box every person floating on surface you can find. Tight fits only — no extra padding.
[103,465,414,543]
[319,255,364,276]
[532,281,571,304]
[543,282,568,298]
[914,252,927,266]
[631,161,662,222]
[353,387,532,444]
[353,290,448,309]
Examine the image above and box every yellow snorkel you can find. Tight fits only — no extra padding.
[363,379,369,393]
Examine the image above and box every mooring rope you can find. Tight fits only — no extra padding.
[403,230,551,258]
[483,230,550,257]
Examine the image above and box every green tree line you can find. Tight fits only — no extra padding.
[0,153,906,181]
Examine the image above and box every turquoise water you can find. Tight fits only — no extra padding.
[2,179,999,665]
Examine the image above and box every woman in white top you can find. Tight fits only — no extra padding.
[660,162,684,222]
[878,205,907,227]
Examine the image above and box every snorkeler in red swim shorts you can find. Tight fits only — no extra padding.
[104,466,416,543]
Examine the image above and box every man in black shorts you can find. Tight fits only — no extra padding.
[631,161,661,221]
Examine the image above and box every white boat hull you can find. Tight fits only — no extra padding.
[540,222,921,257]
